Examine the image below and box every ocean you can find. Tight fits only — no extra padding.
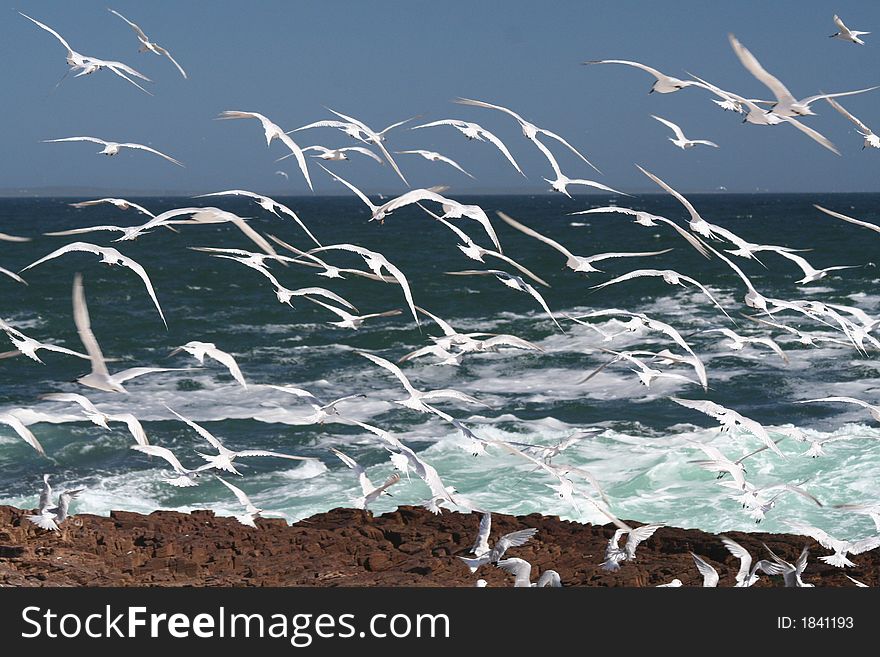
[1,193,879,538]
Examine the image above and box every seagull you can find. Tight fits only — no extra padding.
[729,34,877,117]
[825,303,880,334]
[687,441,750,491]
[687,72,773,114]
[306,242,419,325]
[216,111,312,190]
[789,522,880,568]
[445,269,562,331]
[656,579,683,587]
[720,536,766,587]
[689,72,842,154]
[532,137,623,198]
[0,318,89,364]
[651,115,718,149]
[411,119,524,175]
[691,553,719,587]
[167,407,317,475]
[348,419,458,509]
[772,250,859,284]
[416,205,547,285]
[299,145,383,163]
[41,392,148,445]
[797,396,880,422]
[470,511,492,555]
[774,426,855,459]
[320,108,409,185]
[19,12,152,94]
[825,97,880,149]
[108,8,187,78]
[739,480,823,523]
[703,328,789,363]
[295,112,416,144]
[496,558,562,587]
[497,211,671,274]
[215,476,267,528]
[0,414,45,456]
[23,242,167,327]
[710,247,771,313]
[636,165,764,258]
[591,269,730,318]
[330,447,400,511]
[266,234,397,283]
[305,297,403,330]
[583,348,702,389]
[318,163,502,251]
[358,351,486,415]
[68,198,155,217]
[570,310,707,389]
[275,170,288,180]
[768,300,878,353]
[583,59,700,93]
[572,205,711,259]
[846,575,869,587]
[454,97,600,172]
[761,544,814,587]
[459,527,538,573]
[194,189,321,247]
[331,174,501,252]
[264,385,364,424]
[830,14,870,45]
[814,204,880,233]
[395,150,474,178]
[193,248,356,309]
[493,438,610,510]
[130,444,211,487]
[37,474,52,514]
[160,208,284,259]
[69,273,184,393]
[672,398,785,457]
[400,306,542,364]
[26,488,83,531]
[513,431,598,465]
[43,137,182,167]
[600,523,664,571]
[43,206,216,242]
[169,341,247,388]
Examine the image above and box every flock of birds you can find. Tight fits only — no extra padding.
[2,9,880,587]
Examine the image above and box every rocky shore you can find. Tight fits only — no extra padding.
[0,504,875,587]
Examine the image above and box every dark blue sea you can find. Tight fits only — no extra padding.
[2,193,879,536]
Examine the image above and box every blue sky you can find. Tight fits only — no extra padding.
[2,0,879,195]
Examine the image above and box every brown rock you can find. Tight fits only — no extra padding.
[364,553,392,572]
[2,504,877,587]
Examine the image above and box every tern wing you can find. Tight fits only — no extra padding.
[691,553,720,587]
[0,415,45,456]
[651,115,687,141]
[119,143,183,167]
[165,407,224,451]
[728,34,796,106]
[19,12,75,55]
[472,511,491,555]
[72,273,110,379]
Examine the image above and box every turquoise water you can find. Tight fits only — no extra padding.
[2,193,880,537]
